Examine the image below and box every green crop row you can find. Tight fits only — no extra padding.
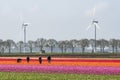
[0,72,119,80]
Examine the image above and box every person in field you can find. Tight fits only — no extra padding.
[26,56,30,63]
[17,58,22,63]
[47,55,51,63]
[38,56,42,64]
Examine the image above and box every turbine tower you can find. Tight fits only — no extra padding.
[19,14,30,53]
[22,23,29,53]
[87,8,100,53]
[92,19,98,52]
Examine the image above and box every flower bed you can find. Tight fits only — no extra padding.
[0,65,120,75]
[0,57,120,75]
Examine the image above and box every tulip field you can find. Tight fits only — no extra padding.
[0,56,120,80]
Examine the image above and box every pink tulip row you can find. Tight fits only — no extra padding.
[0,64,120,75]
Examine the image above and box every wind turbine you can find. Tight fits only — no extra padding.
[20,15,29,53]
[87,8,100,53]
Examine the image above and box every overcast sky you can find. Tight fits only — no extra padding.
[0,0,120,42]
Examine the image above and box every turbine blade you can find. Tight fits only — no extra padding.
[87,24,92,30]
[93,7,96,17]
[19,13,24,23]
[19,13,25,29]
[22,23,24,29]
[94,23,100,29]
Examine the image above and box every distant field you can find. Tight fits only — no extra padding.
[0,72,120,80]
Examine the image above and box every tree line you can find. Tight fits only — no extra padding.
[0,38,120,54]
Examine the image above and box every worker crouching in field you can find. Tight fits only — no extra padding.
[38,56,42,64]
[17,58,22,63]
[47,55,51,63]
[26,56,30,63]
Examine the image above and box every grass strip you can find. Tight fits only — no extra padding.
[0,72,120,80]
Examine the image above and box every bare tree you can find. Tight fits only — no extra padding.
[58,41,64,53]
[63,40,70,53]
[97,39,109,53]
[1,41,7,53]
[0,39,3,53]
[58,40,70,53]
[46,39,57,53]
[78,39,89,53]
[6,39,16,53]
[17,41,24,53]
[27,40,35,53]
[35,38,46,52]
[117,40,120,52]
[69,39,78,53]
[109,39,118,53]
[89,39,95,53]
